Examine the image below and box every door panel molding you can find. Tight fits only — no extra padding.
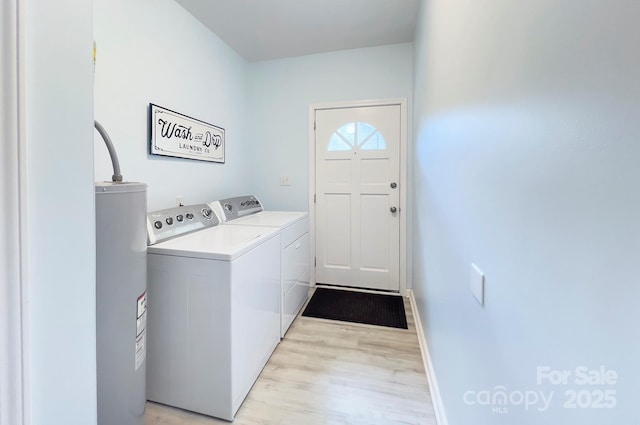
[308,98,408,294]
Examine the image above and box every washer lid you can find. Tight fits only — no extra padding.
[147,224,279,261]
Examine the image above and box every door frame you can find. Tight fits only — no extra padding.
[1,0,29,423]
[308,98,409,295]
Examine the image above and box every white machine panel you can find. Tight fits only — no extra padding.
[280,216,309,247]
[282,233,310,334]
[148,225,278,261]
[282,233,309,295]
[146,204,281,421]
[210,195,310,337]
[147,235,280,420]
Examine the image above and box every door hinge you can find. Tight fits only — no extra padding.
[313,194,316,203]
[314,121,316,130]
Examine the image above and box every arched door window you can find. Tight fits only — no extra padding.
[327,122,386,152]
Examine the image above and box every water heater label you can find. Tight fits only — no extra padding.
[135,291,147,370]
[135,332,146,371]
[136,291,147,337]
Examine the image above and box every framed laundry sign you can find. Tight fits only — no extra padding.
[149,103,225,163]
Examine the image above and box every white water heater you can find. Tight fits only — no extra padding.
[96,181,147,425]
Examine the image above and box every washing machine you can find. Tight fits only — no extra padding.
[210,195,309,337]
[145,204,281,421]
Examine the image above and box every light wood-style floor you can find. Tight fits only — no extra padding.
[145,291,436,425]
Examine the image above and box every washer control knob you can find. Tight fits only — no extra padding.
[202,208,213,219]
[176,214,184,222]
[166,217,174,225]
[185,212,194,220]
[224,203,233,212]
[154,220,163,229]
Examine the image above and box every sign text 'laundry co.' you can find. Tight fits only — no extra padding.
[149,103,225,163]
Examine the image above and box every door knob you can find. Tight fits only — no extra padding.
[390,182,397,189]
[390,206,397,213]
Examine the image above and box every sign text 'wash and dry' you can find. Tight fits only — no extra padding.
[149,104,225,163]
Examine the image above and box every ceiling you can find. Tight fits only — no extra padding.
[174,0,420,62]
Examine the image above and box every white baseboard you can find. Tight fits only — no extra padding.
[408,290,448,425]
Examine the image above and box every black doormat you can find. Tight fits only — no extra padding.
[302,288,408,329]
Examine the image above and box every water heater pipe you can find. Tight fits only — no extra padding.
[94,120,123,182]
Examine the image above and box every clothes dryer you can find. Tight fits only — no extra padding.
[210,195,309,337]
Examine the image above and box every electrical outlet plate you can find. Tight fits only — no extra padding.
[470,263,485,306]
[279,175,291,186]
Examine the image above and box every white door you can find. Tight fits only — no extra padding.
[315,105,400,291]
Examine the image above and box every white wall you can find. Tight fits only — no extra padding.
[413,0,640,424]
[94,11,412,214]
[24,0,97,423]
[94,0,250,211]
[248,43,413,211]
